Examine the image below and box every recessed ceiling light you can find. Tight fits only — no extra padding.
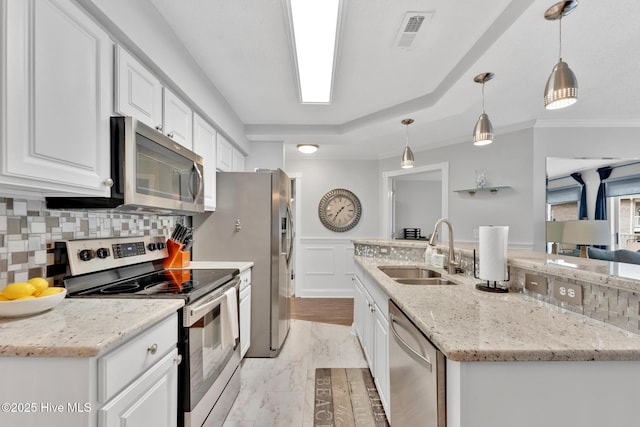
[297,144,319,154]
[288,0,341,103]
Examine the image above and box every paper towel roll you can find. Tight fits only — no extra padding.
[479,226,509,281]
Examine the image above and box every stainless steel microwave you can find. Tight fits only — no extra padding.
[47,117,205,215]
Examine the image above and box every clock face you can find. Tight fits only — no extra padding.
[318,189,362,232]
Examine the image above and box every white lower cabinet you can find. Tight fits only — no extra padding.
[99,348,178,427]
[239,269,252,358]
[0,314,179,427]
[353,263,390,418]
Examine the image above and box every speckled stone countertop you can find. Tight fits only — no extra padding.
[355,255,640,362]
[0,299,184,358]
[355,238,640,292]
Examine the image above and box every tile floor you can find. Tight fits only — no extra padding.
[222,319,368,427]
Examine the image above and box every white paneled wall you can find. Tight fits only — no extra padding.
[296,238,354,298]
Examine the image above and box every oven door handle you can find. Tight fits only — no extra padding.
[186,279,239,326]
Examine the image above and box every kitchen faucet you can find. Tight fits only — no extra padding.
[428,218,459,274]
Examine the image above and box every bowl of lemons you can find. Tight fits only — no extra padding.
[0,278,67,318]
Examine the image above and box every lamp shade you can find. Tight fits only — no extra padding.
[546,221,565,242]
[472,113,494,146]
[561,220,610,245]
[544,60,578,109]
[401,145,414,168]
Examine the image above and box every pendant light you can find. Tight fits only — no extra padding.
[544,0,578,110]
[472,72,494,146]
[400,118,415,169]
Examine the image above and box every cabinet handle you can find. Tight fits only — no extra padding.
[147,343,158,355]
[103,178,114,187]
[155,125,163,132]
[167,131,174,138]
[174,354,183,365]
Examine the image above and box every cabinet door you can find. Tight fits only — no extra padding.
[193,113,217,211]
[4,0,112,195]
[163,88,193,149]
[99,348,180,427]
[232,147,245,172]
[239,284,252,358]
[216,134,233,171]
[374,307,390,416]
[354,275,375,368]
[115,46,163,131]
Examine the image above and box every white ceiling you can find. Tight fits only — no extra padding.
[148,0,640,161]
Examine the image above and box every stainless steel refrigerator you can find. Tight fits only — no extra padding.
[192,169,293,357]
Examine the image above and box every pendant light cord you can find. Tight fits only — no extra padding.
[405,124,410,147]
[558,17,563,60]
[481,82,486,113]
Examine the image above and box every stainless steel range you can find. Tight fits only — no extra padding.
[51,235,241,427]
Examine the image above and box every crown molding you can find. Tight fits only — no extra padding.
[534,119,640,128]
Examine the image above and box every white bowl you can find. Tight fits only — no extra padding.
[0,288,67,318]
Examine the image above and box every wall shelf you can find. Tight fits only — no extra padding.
[454,186,511,196]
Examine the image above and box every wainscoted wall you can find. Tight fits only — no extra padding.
[296,238,355,298]
[0,197,178,289]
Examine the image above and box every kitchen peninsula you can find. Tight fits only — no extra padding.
[353,239,640,427]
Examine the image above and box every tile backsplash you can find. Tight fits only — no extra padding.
[0,197,179,289]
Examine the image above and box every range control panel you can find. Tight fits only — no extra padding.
[64,236,168,276]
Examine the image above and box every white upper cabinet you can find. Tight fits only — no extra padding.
[115,46,192,149]
[115,45,163,131]
[216,134,234,171]
[163,88,193,150]
[216,133,245,172]
[233,146,245,172]
[2,0,113,196]
[193,113,217,211]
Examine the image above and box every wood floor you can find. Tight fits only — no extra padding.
[290,297,354,326]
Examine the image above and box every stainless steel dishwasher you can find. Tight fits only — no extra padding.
[389,300,446,427]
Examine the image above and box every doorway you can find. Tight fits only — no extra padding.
[381,162,449,240]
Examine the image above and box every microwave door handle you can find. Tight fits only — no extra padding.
[191,162,203,202]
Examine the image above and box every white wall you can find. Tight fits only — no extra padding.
[285,158,380,297]
[395,180,441,239]
[245,141,284,172]
[380,128,535,247]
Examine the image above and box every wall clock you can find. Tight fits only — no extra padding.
[318,188,362,232]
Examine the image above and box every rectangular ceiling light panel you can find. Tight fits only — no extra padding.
[289,0,340,103]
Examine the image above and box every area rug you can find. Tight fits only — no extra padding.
[314,368,389,427]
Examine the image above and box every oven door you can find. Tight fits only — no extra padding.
[181,280,240,427]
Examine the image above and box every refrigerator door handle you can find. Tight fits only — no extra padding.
[285,206,294,266]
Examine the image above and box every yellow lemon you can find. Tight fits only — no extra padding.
[0,295,9,302]
[2,283,37,300]
[14,295,36,300]
[28,277,49,292]
[37,287,65,297]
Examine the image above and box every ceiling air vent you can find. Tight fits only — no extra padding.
[393,11,433,49]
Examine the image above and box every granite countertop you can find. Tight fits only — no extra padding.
[355,255,640,362]
[0,299,184,358]
[355,238,640,292]
[184,261,254,271]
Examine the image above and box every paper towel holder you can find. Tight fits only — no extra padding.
[473,249,510,293]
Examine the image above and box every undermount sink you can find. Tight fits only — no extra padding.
[394,277,452,286]
[378,266,455,285]
[378,266,442,279]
